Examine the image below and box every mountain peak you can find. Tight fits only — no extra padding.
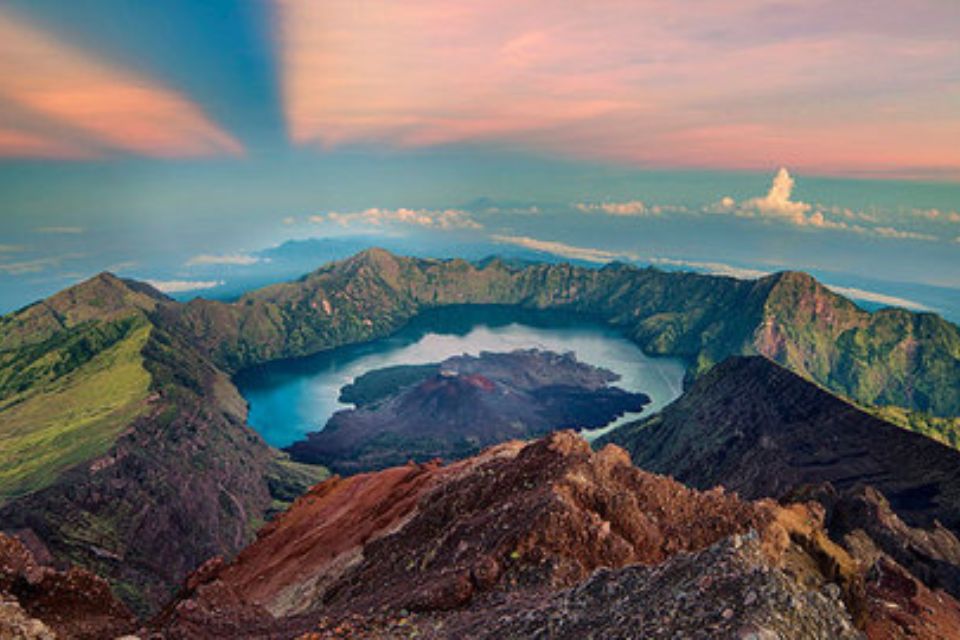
[48,271,167,316]
[769,269,817,286]
[350,246,399,265]
[158,430,845,636]
[0,270,169,349]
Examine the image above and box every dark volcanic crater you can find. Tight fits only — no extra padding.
[285,349,650,474]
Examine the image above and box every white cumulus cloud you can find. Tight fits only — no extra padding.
[715,168,941,241]
[186,253,261,267]
[491,234,636,263]
[739,167,811,221]
[146,279,224,293]
[913,208,960,223]
[575,200,649,216]
[312,207,481,230]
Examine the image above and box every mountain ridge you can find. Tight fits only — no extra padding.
[170,248,960,416]
[2,249,959,614]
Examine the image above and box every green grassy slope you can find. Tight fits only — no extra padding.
[0,275,164,503]
[0,319,151,502]
[0,274,324,614]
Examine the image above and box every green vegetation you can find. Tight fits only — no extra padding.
[339,363,438,407]
[0,315,143,400]
[265,454,330,514]
[175,250,960,417]
[2,250,958,510]
[0,320,151,502]
[870,405,960,450]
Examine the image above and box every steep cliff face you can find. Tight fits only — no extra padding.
[758,271,960,415]
[156,432,859,638]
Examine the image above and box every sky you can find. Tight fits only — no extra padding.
[0,1,958,319]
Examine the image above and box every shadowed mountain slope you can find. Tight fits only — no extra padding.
[598,356,960,533]
[0,275,321,615]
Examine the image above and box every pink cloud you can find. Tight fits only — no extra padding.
[0,9,242,159]
[275,0,960,179]
[0,128,96,160]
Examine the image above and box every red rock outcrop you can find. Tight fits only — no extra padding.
[0,532,136,639]
[863,557,960,639]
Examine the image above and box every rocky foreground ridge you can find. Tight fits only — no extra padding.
[145,431,959,639]
[0,532,135,639]
[4,429,960,637]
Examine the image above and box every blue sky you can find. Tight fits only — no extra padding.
[0,2,958,319]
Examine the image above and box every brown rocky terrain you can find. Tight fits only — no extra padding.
[3,428,956,638]
[156,431,894,639]
[599,355,960,637]
[787,483,960,597]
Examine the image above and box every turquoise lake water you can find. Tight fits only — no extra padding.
[234,306,687,448]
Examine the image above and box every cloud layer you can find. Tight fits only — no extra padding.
[717,168,940,240]
[186,254,261,267]
[490,235,633,263]
[146,279,224,293]
[575,201,650,216]
[311,207,481,230]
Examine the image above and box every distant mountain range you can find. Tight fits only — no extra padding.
[1,248,959,623]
